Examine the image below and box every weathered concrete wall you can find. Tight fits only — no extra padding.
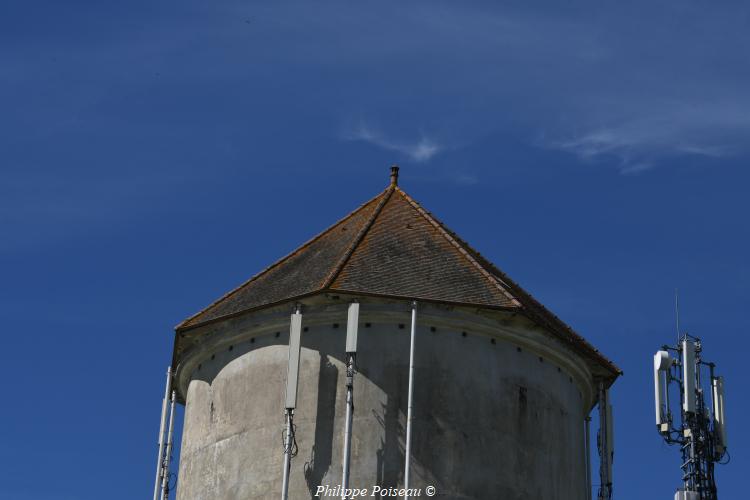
[174,297,593,500]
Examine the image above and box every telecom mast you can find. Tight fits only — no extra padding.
[653,335,728,500]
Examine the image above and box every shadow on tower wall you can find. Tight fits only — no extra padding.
[304,352,339,496]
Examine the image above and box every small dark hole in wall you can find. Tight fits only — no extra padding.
[198,364,202,370]
[250,338,255,343]
[365,323,371,328]
[332,295,340,299]
[461,331,467,337]
[518,386,527,404]
[333,323,340,329]
[275,332,280,338]
[516,347,522,353]
[569,377,573,383]
[557,367,561,372]
[491,338,496,345]
[430,326,436,332]
[398,324,405,329]
[538,356,544,363]
[303,327,309,332]
[229,345,233,351]
[211,354,215,360]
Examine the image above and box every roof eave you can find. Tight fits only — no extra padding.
[174,287,620,379]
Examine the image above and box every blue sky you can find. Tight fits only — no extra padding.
[1,1,748,498]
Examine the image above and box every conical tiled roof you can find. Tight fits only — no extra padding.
[176,168,620,377]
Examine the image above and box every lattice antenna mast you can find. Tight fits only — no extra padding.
[653,332,728,500]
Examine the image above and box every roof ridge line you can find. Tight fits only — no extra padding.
[175,190,388,330]
[394,187,522,307]
[395,188,619,375]
[431,221,621,374]
[321,185,396,289]
[428,211,621,374]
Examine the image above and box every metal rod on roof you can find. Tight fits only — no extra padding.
[404,301,417,499]
[153,366,172,500]
[160,390,177,500]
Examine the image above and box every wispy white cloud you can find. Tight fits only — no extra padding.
[7,0,750,181]
[226,1,750,174]
[547,100,750,173]
[551,127,729,174]
[343,120,442,162]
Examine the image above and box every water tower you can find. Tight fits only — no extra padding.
[155,167,621,499]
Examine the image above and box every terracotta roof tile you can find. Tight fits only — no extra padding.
[330,189,517,307]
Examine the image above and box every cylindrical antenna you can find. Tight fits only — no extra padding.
[345,302,359,355]
[712,376,727,454]
[285,305,303,410]
[654,351,672,432]
[682,339,697,414]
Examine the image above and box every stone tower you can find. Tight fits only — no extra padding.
[170,168,620,499]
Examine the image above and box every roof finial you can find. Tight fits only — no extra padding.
[390,165,400,186]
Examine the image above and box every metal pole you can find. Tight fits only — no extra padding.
[153,367,172,500]
[597,383,611,500]
[160,390,177,500]
[281,409,293,500]
[341,301,359,499]
[342,353,355,499]
[282,305,303,500]
[585,416,592,500]
[404,301,417,499]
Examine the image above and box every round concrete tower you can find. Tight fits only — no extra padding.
[170,168,620,499]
